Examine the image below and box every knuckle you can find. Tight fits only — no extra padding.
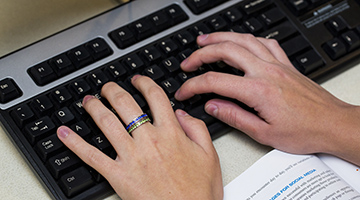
[98,113,117,128]
[112,90,132,106]
[266,38,280,47]
[192,116,207,127]
[218,41,236,51]
[146,84,166,99]
[202,71,219,85]
[242,33,257,41]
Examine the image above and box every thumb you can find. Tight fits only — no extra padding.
[204,99,268,136]
[175,109,214,153]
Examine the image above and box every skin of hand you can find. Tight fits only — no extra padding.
[57,76,223,200]
[175,32,360,166]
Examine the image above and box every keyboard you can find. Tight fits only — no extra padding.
[1,0,360,199]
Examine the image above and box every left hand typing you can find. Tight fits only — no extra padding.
[57,75,223,200]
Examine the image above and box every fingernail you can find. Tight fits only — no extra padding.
[58,126,69,138]
[180,58,188,67]
[83,95,95,105]
[174,89,180,99]
[131,74,141,82]
[205,103,218,116]
[176,109,188,116]
[198,34,209,42]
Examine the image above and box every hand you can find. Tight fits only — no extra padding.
[57,76,223,200]
[175,32,360,165]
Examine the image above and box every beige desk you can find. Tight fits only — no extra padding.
[1,1,360,199]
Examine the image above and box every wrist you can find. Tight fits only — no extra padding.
[323,104,360,166]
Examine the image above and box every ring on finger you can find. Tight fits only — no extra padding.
[126,113,151,134]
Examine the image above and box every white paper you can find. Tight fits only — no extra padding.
[224,150,360,200]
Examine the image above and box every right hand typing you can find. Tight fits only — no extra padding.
[175,32,360,166]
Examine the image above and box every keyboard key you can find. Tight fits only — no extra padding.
[191,23,211,36]
[30,96,54,116]
[123,54,145,71]
[87,71,110,90]
[165,4,188,24]
[170,98,185,110]
[92,135,112,153]
[174,31,196,47]
[104,62,127,80]
[295,50,324,74]
[161,78,180,95]
[223,7,243,24]
[240,0,272,15]
[69,79,92,99]
[0,78,22,103]
[185,0,209,14]
[208,16,228,31]
[260,21,297,41]
[70,121,92,138]
[129,18,154,40]
[24,116,56,144]
[143,65,165,82]
[52,107,75,126]
[322,38,347,60]
[161,57,181,75]
[140,47,162,64]
[11,104,35,127]
[71,100,87,116]
[159,39,179,55]
[28,62,57,86]
[50,87,73,107]
[326,16,348,35]
[59,167,95,197]
[36,134,64,161]
[177,49,194,61]
[281,35,310,57]
[243,17,263,33]
[86,38,112,60]
[148,10,171,32]
[47,150,81,179]
[176,72,195,83]
[185,0,228,14]
[341,30,360,52]
[50,54,75,76]
[259,7,285,26]
[68,46,93,68]
[109,26,136,49]
[289,0,309,13]
[189,104,216,125]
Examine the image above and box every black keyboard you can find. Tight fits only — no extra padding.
[1,0,360,199]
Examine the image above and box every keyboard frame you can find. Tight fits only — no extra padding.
[1,0,360,199]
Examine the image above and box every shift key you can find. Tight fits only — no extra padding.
[47,150,81,179]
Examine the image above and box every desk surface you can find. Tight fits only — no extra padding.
[1,1,360,199]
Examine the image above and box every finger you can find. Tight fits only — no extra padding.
[100,82,152,136]
[175,72,264,108]
[256,37,294,68]
[57,126,117,178]
[197,32,277,63]
[82,95,134,153]
[181,41,264,74]
[204,99,269,140]
[175,109,214,153]
[131,75,177,127]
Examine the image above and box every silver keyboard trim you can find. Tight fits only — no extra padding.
[0,0,241,110]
